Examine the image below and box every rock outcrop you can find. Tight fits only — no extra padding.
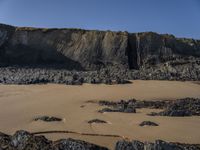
[87,119,107,124]
[0,130,108,150]
[139,121,159,127]
[0,23,200,83]
[115,140,200,150]
[34,116,62,122]
[98,98,200,116]
[1,130,199,150]
[149,98,200,117]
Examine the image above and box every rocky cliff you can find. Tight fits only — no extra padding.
[1,23,200,70]
[0,23,200,83]
[0,23,129,70]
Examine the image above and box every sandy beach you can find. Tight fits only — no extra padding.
[0,80,200,149]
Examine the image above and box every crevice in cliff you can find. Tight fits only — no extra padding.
[135,33,141,67]
[126,34,139,69]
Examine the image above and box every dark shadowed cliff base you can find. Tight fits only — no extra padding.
[0,23,200,84]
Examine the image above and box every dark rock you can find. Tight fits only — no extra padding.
[103,79,112,85]
[139,121,159,127]
[10,130,52,150]
[99,98,200,116]
[159,110,192,117]
[88,119,107,124]
[34,116,62,122]
[115,140,200,150]
[115,78,132,84]
[0,130,109,150]
[0,132,11,149]
[53,138,108,150]
[99,99,169,109]
[149,98,200,117]
[154,140,182,150]
[80,105,85,108]
[99,100,118,107]
[124,105,136,113]
[115,140,144,150]
[147,112,159,116]
[99,105,136,113]
[98,108,118,113]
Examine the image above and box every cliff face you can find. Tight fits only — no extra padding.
[0,23,200,70]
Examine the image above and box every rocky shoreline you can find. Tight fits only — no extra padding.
[0,130,199,150]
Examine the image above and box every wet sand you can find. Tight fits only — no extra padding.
[0,80,200,149]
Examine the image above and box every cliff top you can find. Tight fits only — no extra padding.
[1,23,198,41]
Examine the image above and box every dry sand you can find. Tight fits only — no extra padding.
[0,80,200,149]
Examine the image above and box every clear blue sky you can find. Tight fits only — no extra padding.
[0,0,200,39]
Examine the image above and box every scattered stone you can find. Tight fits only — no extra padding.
[34,116,62,122]
[0,60,200,85]
[139,121,159,127]
[88,119,107,124]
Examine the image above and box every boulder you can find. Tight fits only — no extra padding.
[139,121,159,127]
[34,116,62,122]
[88,119,107,124]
